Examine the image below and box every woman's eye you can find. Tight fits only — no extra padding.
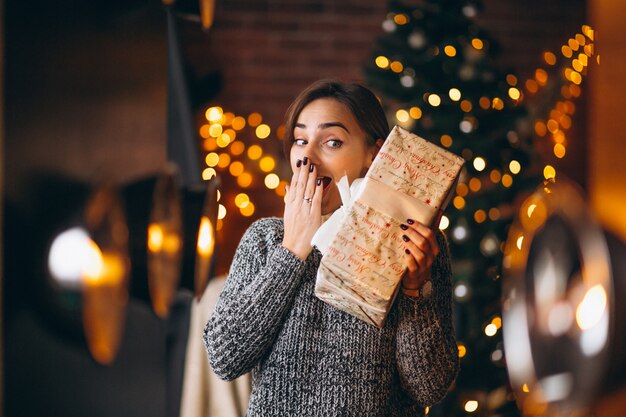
[294,139,307,146]
[326,139,343,149]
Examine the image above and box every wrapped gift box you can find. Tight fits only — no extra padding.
[314,125,464,327]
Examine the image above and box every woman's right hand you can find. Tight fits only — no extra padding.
[282,157,323,260]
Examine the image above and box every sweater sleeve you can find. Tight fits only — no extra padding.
[394,230,460,407]
[203,219,307,381]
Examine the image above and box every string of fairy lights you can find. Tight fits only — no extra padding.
[198,107,288,230]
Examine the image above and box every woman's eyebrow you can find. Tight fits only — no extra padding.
[294,122,350,133]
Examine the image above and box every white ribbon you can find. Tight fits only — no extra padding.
[310,175,364,255]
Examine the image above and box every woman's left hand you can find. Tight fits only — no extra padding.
[400,212,442,290]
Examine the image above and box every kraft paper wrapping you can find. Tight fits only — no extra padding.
[313,126,464,328]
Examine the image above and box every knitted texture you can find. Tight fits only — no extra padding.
[204,218,459,417]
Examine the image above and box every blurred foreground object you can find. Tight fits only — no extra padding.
[502,178,626,416]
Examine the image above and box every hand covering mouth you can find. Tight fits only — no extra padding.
[317,176,333,191]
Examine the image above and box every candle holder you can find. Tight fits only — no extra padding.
[502,178,626,416]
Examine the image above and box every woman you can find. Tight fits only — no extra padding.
[204,79,459,416]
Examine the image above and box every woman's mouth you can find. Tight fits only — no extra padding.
[317,176,333,194]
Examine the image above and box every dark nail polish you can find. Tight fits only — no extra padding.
[296,159,302,168]
[309,163,314,173]
[405,249,411,255]
[303,157,308,165]
[400,224,408,230]
[407,219,415,225]
[317,178,322,186]
[402,235,409,242]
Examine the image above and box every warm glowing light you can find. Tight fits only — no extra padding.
[506,74,518,86]
[390,61,404,73]
[223,128,236,141]
[235,193,250,208]
[409,107,422,119]
[427,94,441,107]
[508,87,521,100]
[48,227,98,286]
[248,112,263,127]
[479,97,490,109]
[535,68,548,85]
[485,323,498,336]
[237,172,253,188]
[502,173,513,188]
[217,153,231,168]
[474,210,487,223]
[375,56,390,69]
[453,196,466,210]
[199,124,212,139]
[554,143,566,158]
[217,204,226,220]
[396,109,410,123]
[488,208,500,220]
[240,201,255,217]
[526,79,539,93]
[232,116,246,131]
[216,134,231,148]
[543,165,556,180]
[229,161,244,177]
[393,13,408,25]
[440,134,453,147]
[570,71,582,85]
[205,106,223,122]
[544,51,557,65]
[460,100,472,112]
[439,215,449,230]
[230,141,245,156]
[469,177,481,192]
[208,123,223,138]
[259,156,276,172]
[275,180,288,197]
[491,316,502,328]
[247,144,263,160]
[464,400,479,413]
[456,183,468,197]
[147,224,164,252]
[458,343,467,358]
[196,216,215,257]
[572,59,584,72]
[264,173,280,189]
[492,97,504,110]
[561,45,573,58]
[256,124,271,139]
[202,168,217,180]
[568,38,580,51]
[523,384,530,393]
[490,170,501,183]
[203,138,217,151]
[576,285,607,330]
[82,250,124,286]
[516,235,524,250]
[205,152,219,167]
[534,121,547,136]
[473,157,486,172]
[444,45,457,57]
[449,88,461,101]
[222,112,234,125]
[509,160,521,174]
[471,38,483,50]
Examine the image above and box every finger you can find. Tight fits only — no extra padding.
[402,238,432,270]
[287,160,301,202]
[303,163,317,202]
[406,220,439,258]
[295,157,309,200]
[311,170,323,212]
[400,225,432,254]
[403,249,419,274]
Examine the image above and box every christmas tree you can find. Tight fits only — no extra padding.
[365,1,545,415]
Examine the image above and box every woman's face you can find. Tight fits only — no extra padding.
[290,98,380,215]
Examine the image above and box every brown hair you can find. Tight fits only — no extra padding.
[282,79,389,158]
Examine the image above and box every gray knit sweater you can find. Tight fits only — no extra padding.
[204,217,459,416]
